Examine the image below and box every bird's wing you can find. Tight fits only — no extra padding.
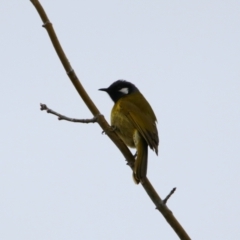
[119,100,159,155]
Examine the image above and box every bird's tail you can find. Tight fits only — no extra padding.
[133,135,148,184]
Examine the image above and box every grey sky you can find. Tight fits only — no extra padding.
[1,1,240,239]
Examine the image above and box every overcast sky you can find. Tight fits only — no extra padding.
[1,1,240,239]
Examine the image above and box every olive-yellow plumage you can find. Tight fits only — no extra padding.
[99,80,159,184]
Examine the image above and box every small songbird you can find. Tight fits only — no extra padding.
[99,80,159,184]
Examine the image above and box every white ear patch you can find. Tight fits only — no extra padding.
[119,87,129,94]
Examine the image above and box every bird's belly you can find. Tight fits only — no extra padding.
[111,114,135,148]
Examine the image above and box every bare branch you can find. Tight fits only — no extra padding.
[30,1,191,239]
[40,103,99,123]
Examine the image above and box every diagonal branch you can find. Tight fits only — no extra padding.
[30,1,191,240]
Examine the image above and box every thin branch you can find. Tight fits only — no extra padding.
[163,188,177,205]
[40,103,99,123]
[30,1,191,240]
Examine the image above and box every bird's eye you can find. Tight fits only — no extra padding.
[118,87,129,94]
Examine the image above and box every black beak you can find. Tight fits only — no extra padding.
[98,88,108,92]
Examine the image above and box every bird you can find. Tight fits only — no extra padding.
[99,80,159,184]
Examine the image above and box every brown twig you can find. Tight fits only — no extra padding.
[163,188,177,205]
[30,1,191,239]
[40,103,99,123]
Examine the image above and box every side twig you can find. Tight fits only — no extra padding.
[163,187,177,205]
[40,103,99,123]
[30,1,191,240]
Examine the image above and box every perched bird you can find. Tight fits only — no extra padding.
[99,80,159,184]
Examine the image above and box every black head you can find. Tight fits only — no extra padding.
[99,80,139,103]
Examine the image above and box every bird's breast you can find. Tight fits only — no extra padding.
[110,103,136,148]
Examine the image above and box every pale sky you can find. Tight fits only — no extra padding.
[1,1,240,239]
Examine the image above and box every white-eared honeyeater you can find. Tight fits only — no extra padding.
[99,80,159,184]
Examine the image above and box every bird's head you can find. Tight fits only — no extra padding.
[99,80,139,103]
